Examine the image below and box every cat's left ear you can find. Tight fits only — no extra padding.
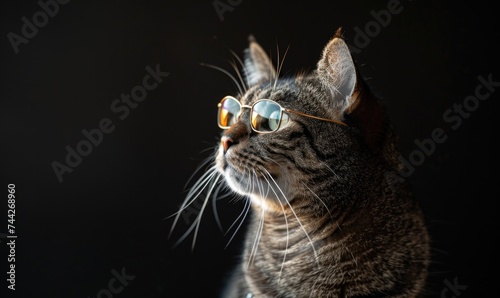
[243,35,277,87]
[316,29,359,115]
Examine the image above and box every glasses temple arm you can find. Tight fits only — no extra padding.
[285,109,348,126]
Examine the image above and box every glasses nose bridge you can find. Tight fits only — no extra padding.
[240,104,253,110]
[237,103,253,119]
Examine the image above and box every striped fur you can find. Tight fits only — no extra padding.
[175,29,430,297]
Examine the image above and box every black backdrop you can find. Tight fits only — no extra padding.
[1,1,499,297]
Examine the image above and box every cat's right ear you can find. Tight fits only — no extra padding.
[243,35,277,87]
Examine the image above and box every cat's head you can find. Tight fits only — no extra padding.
[215,29,387,213]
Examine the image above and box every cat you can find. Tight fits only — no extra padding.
[172,28,430,297]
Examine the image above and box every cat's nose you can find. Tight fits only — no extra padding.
[221,136,235,153]
[221,122,248,153]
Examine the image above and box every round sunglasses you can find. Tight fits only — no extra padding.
[217,96,347,133]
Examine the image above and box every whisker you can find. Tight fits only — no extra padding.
[168,165,218,219]
[171,175,218,249]
[262,171,289,282]
[272,41,279,91]
[247,170,266,268]
[229,51,249,92]
[229,49,245,69]
[223,197,248,236]
[302,182,334,222]
[171,213,199,248]
[321,162,341,180]
[248,207,265,268]
[200,62,244,95]
[168,166,219,239]
[273,41,291,90]
[266,172,320,267]
[212,181,232,234]
[224,198,251,249]
[190,174,222,251]
[302,180,357,267]
[229,60,247,94]
[183,154,216,190]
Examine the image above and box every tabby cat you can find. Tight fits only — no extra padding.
[173,28,430,297]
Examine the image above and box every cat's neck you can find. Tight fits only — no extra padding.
[242,197,373,297]
[247,193,365,249]
[242,186,424,297]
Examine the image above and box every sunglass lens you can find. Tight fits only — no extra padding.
[251,100,282,132]
[219,97,241,128]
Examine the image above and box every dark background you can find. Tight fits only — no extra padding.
[1,0,498,297]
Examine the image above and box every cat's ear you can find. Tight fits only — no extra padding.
[243,35,277,87]
[316,28,359,115]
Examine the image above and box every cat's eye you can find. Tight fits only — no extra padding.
[251,100,288,132]
[218,96,241,128]
[217,96,346,133]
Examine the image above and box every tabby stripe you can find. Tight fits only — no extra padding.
[263,145,296,164]
[263,141,330,176]
[298,122,340,160]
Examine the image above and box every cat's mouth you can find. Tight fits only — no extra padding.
[220,162,289,206]
[216,144,287,200]
[223,164,271,193]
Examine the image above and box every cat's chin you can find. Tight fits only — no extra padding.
[222,166,254,196]
[216,151,249,195]
[222,165,292,206]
